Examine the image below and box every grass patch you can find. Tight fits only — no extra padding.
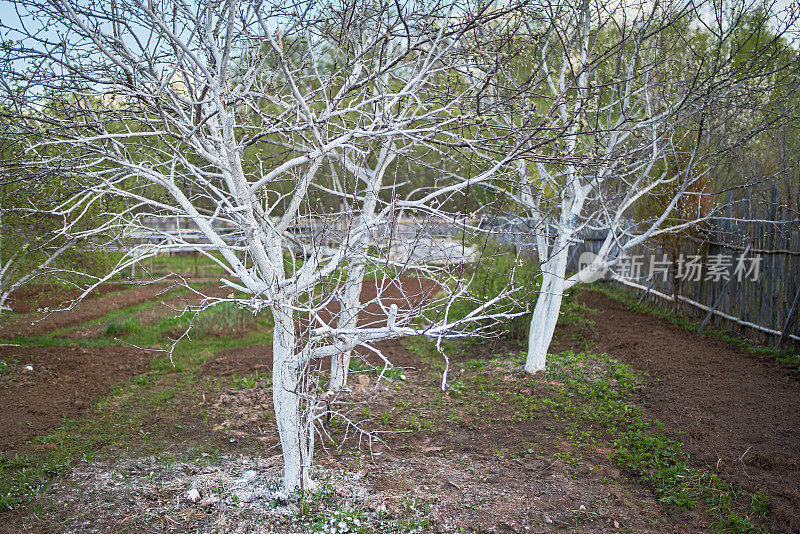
[0,356,15,376]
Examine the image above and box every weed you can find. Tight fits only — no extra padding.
[105,317,140,337]
[347,358,405,381]
[397,496,432,533]
[0,357,15,376]
[297,481,366,533]
[231,371,271,390]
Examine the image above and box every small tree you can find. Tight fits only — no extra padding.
[0,115,111,310]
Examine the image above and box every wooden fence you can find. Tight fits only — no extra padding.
[568,216,800,349]
[479,205,800,348]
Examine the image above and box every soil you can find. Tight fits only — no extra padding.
[0,283,178,338]
[6,284,121,314]
[0,345,154,455]
[60,283,233,340]
[303,277,440,332]
[3,281,800,532]
[200,277,440,378]
[202,345,273,377]
[575,290,800,533]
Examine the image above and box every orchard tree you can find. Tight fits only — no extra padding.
[475,0,800,373]
[0,110,111,311]
[0,0,547,491]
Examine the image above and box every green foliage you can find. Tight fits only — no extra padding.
[297,482,366,534]
[0,356,14,376]
[397,496,432,532]
[231,371,271,390]
[105,317,140,337]
[0,171,115,290]
[347,358,405,381]
[158,301,257,338]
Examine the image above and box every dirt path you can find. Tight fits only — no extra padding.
[577,290,800,531]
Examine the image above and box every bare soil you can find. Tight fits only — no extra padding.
[2,283,800,532]
[575,290,800,533]
[202,344,273,377]
[60,284,233,340]
[6,284,122,314]
[0,345,154,455]
[0,284,178,338]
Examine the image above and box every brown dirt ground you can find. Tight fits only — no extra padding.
[575,290,800,533]
[6,284,122,314]
[60,284,233,340]
[3,281,800,532]
[200,277,439,378]
[0,345,154,455]
[303,277,440,330]
[181,341,700,533]
[202,344,273,377]
[0,283,180,338]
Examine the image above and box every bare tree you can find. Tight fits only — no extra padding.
[0,0,544,491]
[0,116,102,311]
[476,0,800,373]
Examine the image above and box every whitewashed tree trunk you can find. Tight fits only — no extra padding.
[328,264,364,390]
[328,146,395,390]
[525,235,569,373]
[271,306,313,492]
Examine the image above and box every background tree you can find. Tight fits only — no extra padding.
[471,0,800,373]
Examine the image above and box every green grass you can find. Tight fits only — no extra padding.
[347,357,405,381]
[231,370,271,390]
[0,356,15,376]
[156,301,256,337]
[108,250,228,279]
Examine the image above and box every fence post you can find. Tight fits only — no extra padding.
[699,244,751,333]
[778,290,800,351]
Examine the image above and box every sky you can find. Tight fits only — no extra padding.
[1,0,798,61]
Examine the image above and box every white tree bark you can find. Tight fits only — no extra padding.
[477,0,800,373]
[525,241,569,373]
[272,306,314,492]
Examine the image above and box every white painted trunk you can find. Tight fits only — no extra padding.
[524,241,569,374]
[271,306,314,492]
[328,150,389,390]
[328,262,365,390]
